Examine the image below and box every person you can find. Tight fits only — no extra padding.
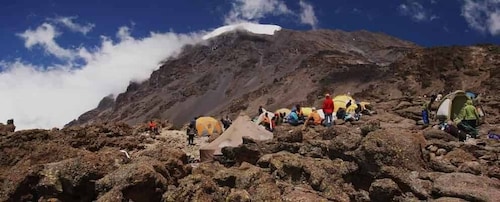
[421,102,430,126]
[221,115,232,130]
[258,106,264,116]
[187,121,196,145]
[262,112,275,132]
[435,93,443,102]
[456,100,480,137]
[346,99,352,110]
[336,107,346,120]
[287,108,303,126]
[295,104,305,120]
[322,93,335,127]
[148,120,159,135]
[274,113,281,126]
[439,121,467,142]
[302,107,322,130]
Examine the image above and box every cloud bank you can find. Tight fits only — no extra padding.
[224,0,318,29]
[1,22,202,129]
[398,0,438,22]
[1,0,320,130]
[461,0,500,35]
[49,16,95,35]
[17,23,76,60]
[299,0,318,29]
[224,0,292,24]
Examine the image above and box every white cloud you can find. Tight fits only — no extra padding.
[1,24,203,130]
[461,0,500,35]
[398,1,437,22]
[117,26,133,41]
[299,0,318,29]
[49,16,95,35]
[224,0,292,24]
[17,23,75,60]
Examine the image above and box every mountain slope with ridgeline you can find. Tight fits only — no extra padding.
[1,25,500,201]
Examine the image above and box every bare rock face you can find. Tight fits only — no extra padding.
[355,129,426,176]
[432,173,500,201]
[0,119,15,135]
[369,178,401,201]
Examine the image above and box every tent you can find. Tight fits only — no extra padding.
[333,95,356,112]
[199,115,273,162]
[300,107,313,117]
[436,90,471,121]
[465,91,478,100]
[299,107,325,119]
[255,108,275,125]
[274,108,291,117]
[195,116,223,137]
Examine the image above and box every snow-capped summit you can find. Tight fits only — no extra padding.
[202,23,282,40]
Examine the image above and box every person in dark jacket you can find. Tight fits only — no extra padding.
[258,106,264,116]
[187,118,197,145]
[322,94,334,127]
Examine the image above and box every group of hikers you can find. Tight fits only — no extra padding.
[421,92,483,142]
[258,93,370,132]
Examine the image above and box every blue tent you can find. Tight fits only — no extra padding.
[465,91,477,100]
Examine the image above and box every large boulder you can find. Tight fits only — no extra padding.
[274,128,303,143]
[369,178,401,201]
[432,173,500,201]
[95,158,171,201]
[355,129,426,176]
[261,151,358,201]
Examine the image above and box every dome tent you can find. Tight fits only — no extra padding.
[436,90,472,121]
[333,94,356,112]
[195,116,223,137]
[200,114,273,162]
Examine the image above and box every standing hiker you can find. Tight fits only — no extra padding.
[322,93,334,127]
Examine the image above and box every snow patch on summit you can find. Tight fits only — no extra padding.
[202,23,282,40]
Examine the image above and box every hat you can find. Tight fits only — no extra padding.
[325,93,330,97]
[312,107,317,111]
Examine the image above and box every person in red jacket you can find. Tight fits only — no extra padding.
[322,93,335,127]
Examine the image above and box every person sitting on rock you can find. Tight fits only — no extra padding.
[302,107,322,130]
[262,112,275,132]
[295,104,305,121]
[440,121,467,142]
[258,106,264,116]
[287,108,303,126]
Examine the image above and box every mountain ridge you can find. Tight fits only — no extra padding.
[66,28,499,128]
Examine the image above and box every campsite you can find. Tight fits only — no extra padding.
[1,9,500,201]
[3,88,499,201]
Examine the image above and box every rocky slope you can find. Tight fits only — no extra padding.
[1,110,499,201]
[4,28,500,201]
[66,29,418,128]
[68,28,500,128]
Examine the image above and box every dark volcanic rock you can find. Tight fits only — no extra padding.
[369,178,401,201]
[432,173,500,202]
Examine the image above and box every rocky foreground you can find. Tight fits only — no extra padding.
[1,109,500,202]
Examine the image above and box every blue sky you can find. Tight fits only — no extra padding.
[1,0,500,129]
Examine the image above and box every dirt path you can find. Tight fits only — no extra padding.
[140,129,210,161]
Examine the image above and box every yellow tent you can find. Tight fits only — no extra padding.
[333,95,356,112]
[274,108,291,116]
[300,107,313,117]
[195,117,222,137]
